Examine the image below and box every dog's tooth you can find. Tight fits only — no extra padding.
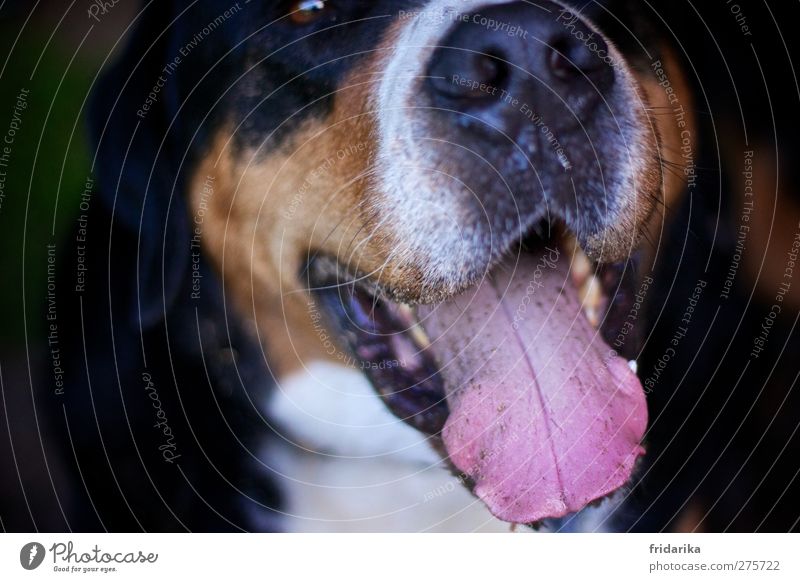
[578,275,601,306]
[394,303,431,348]
[570,248,592,289]
[396,303,415,325]
[583,306,599,328]
[579,275,601,328]
[627,360,638,374]
[408,323,431,350]
[561,231,578,254]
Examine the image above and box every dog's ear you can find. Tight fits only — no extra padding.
[88,3,190,329]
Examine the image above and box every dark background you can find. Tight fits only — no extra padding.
[0,0,138,531]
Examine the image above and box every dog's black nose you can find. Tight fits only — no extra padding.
[425,1,614,137]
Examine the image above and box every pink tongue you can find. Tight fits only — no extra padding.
[418,248,647,524]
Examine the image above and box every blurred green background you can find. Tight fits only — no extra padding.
[0,1,135,348]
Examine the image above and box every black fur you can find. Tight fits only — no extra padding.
[52,1,282,531]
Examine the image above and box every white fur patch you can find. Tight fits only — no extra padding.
[267,360,439,461]
[265,360,514,532]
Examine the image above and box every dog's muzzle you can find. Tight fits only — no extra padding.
[373,0,659,284]
[316,0,664,526]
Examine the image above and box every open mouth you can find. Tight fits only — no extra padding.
[305,223,647,525]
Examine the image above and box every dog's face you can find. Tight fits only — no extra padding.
[189,0,694,525]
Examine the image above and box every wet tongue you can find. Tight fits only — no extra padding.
[418,248,647,524]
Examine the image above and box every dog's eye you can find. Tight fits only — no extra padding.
[289,0,332,25]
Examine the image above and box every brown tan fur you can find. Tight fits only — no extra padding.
[189,33,398,377]
[724,139,800,310]
[638,46,696,273]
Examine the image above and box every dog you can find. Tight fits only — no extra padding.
[42,0,799,532]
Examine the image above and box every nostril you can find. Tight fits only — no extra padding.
[427,48,510,101]
[547,41,578,82]
[472,50,509,93]
[547,36,610,82]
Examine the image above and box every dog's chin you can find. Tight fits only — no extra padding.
[304,219,648,526]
